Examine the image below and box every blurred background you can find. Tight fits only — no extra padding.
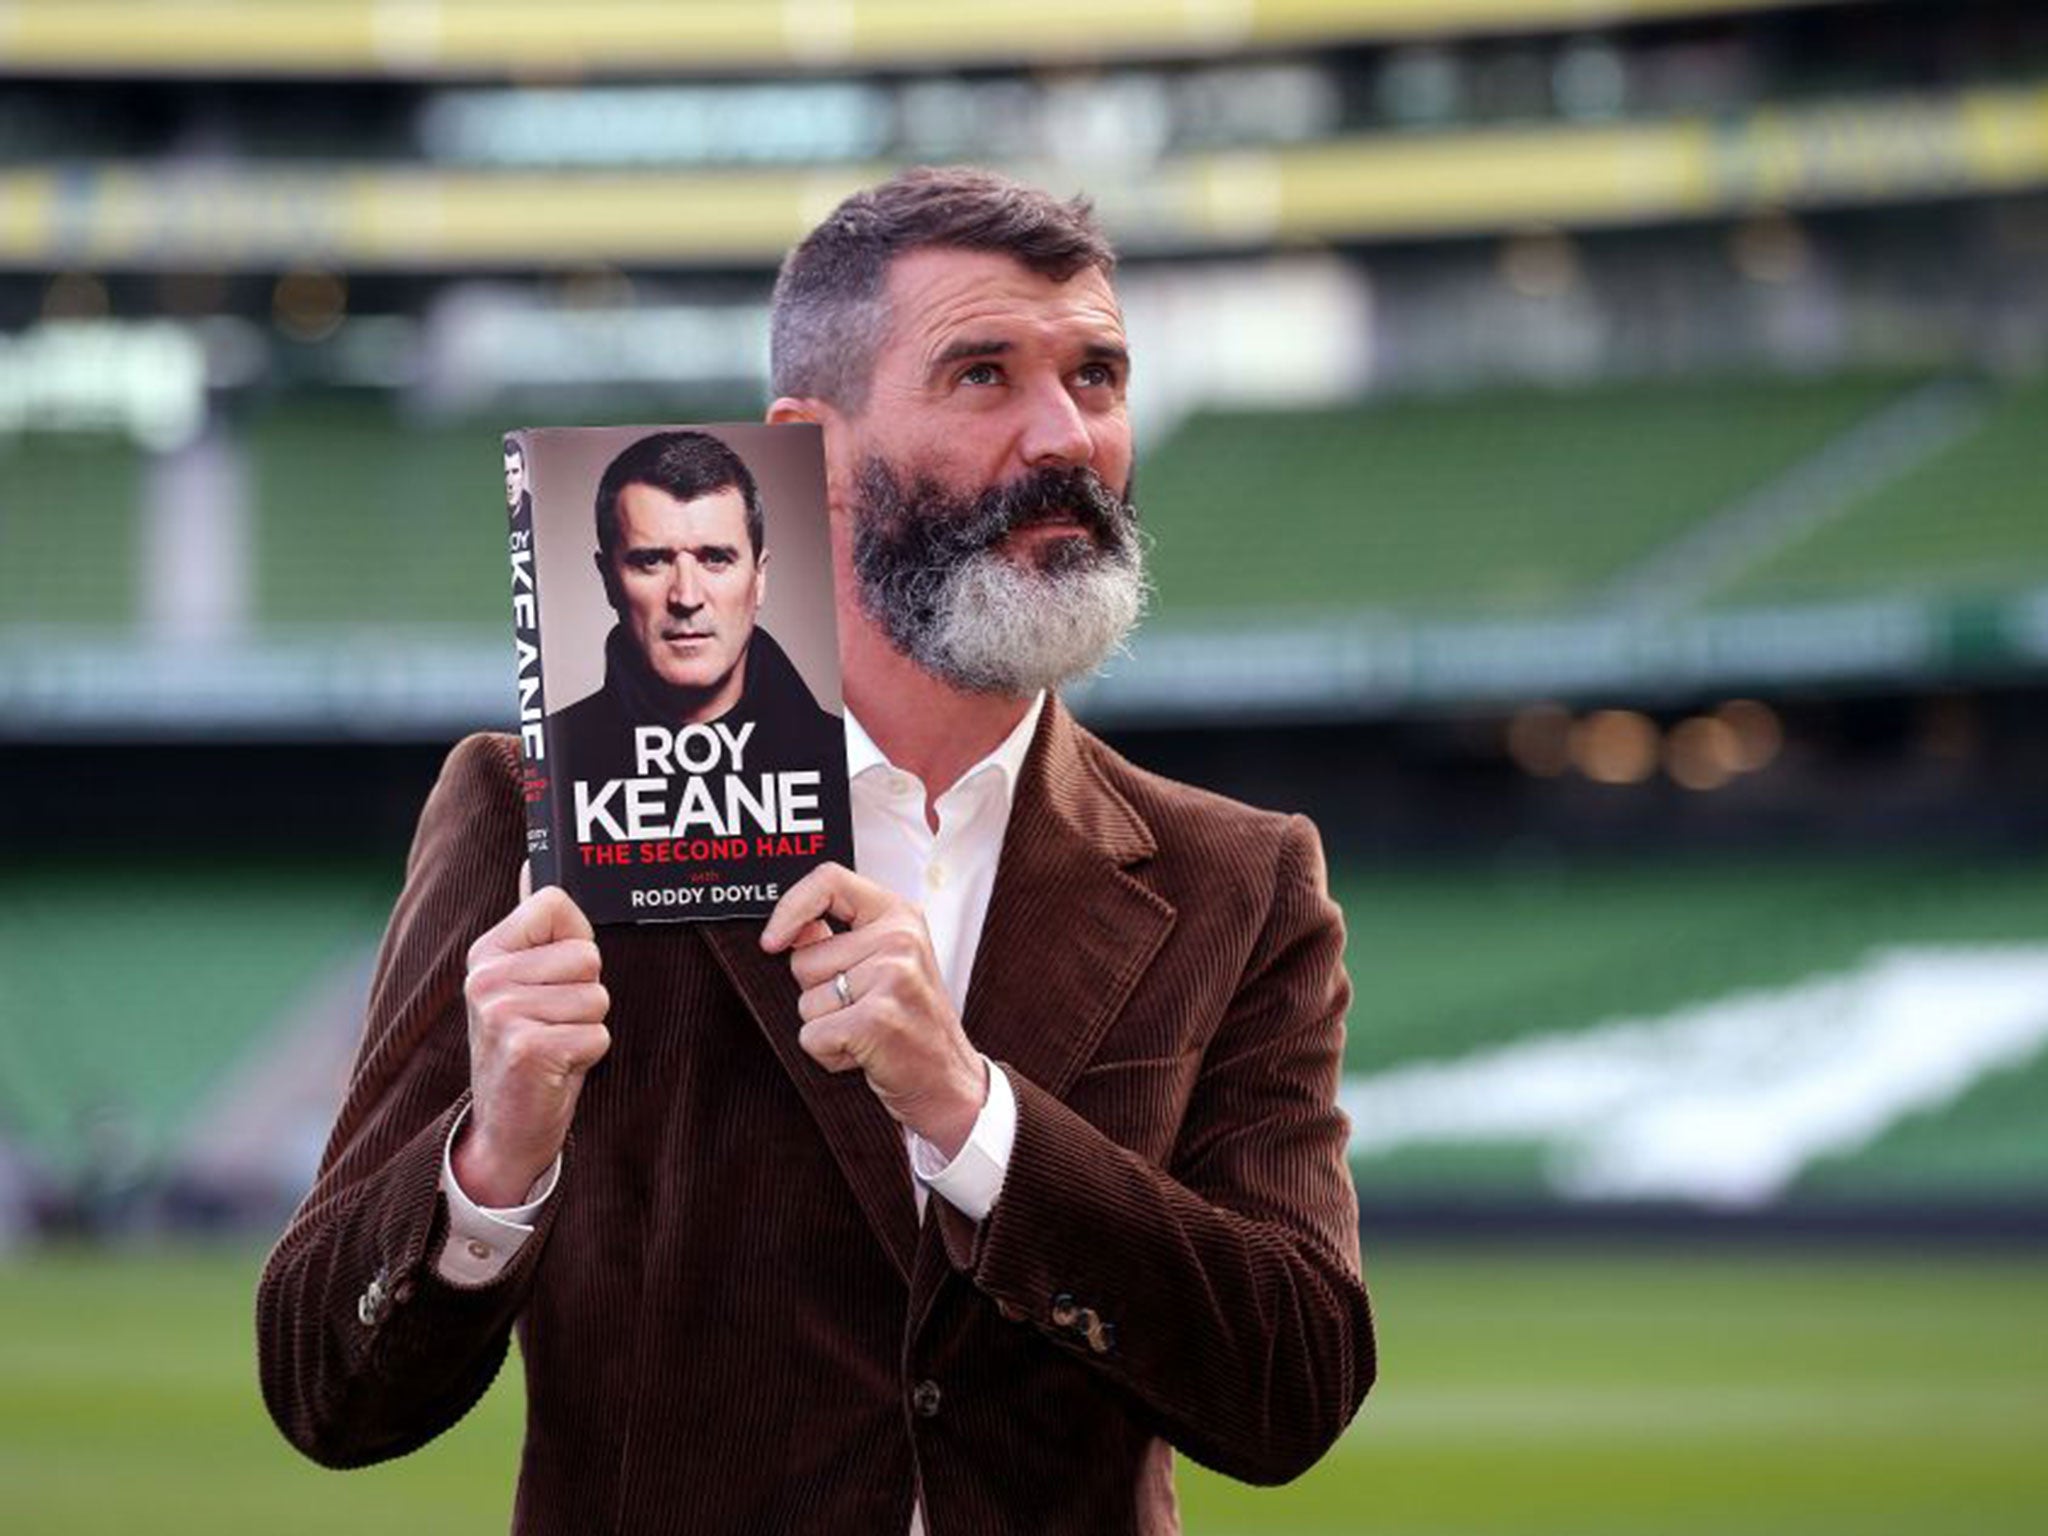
[2,1,2045,1531]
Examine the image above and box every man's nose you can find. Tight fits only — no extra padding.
[1019,378,1094,470]
[666,561,705,611]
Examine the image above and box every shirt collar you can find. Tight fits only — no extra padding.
[845,691,1046,805]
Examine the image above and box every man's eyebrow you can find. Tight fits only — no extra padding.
[928,337,1011,378]
[927,336,1131,379]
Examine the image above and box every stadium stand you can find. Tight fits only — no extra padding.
[17,370,2040,639]
[246,398,509,629]
[0,433,143,626]
[244,393,761,629]
[1724,376,2048,605]
[1138,375,1919,619]
[1335,857,2048,1074]
[1799,1038,2048,1200]
[1,852,2041,1211]
[1335,856,2048,1202]
[0,862,395,1187]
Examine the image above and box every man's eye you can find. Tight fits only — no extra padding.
[627,552,664,571]
[959,362,1003,386]
[1077,362,1120,389]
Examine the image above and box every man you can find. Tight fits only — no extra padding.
[545,429,843,789]
[504,435,532,524]
[259,167,1374,1534]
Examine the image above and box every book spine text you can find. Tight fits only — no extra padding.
[506,442,558,891]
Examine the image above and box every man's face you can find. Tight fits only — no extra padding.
[833,248,1146,694]
[847,247,1134,549]
[504,450,526,510]
[600,482,766,716]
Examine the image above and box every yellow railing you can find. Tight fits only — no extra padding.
[0,1,1849,77]
[3,84,2042,269]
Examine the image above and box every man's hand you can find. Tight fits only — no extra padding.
[760,862,987,1159]
[454,881,611,1207]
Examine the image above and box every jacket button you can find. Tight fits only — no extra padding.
[911,1379,943,1418]
[1082,1311,1116,1355]
[995,1298,1023,1323]
[1049,1293,1079,1328]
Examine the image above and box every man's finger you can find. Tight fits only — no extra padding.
[487,982,611,1029]
[796,1012,864,1073]
[760,863,895,952]
[795,959,879,1024]
[785,925,902,993]
[471,937,603,989]
[473,884,596,961]
[528,1022,613,1075]
[519,859,534,902]
[788,918,835,950]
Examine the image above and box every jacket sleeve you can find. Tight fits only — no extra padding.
[937,813,1375,1485]
[256,732,562,1468]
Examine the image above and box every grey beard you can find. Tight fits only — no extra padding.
[850,457,1149,696]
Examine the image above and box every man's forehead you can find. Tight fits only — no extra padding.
[882,247,1125,364]
[616,482,750,546]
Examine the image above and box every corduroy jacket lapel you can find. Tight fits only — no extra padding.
[909,697,1177,1336]
[956,697,1175,1094]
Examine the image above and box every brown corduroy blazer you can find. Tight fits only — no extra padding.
[257,699,1375,1534]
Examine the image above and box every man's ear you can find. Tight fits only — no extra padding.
[593,548,621,611]
[768,395,852,515]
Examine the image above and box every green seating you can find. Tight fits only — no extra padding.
[0,433,142,625]
[1725,377,2048,603]
[0,862,395,1179]
[1332,856,2048,1199]
[246,394,762,629]
[1140,377,1912,619]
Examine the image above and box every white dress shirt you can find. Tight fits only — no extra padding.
[436,691,1044,1286]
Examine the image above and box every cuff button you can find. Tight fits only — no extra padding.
[356,1273,387,1327]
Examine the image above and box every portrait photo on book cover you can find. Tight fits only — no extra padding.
[524,422,846,798]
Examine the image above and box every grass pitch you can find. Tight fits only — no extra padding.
[2,1241,2043,1535]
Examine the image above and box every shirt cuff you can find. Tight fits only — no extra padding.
[436,1104,561,1287]
[908,1058,1016,1223]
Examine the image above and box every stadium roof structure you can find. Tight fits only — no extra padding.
[0,1,1857,79]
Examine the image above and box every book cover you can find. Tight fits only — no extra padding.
[503,423,854,924]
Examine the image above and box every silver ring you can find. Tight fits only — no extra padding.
[832,970,853,1009]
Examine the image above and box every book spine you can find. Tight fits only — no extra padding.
[505,436,559,892]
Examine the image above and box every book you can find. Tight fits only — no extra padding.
[502,422,854,924]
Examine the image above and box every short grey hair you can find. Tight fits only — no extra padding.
[769,165,1117,413]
